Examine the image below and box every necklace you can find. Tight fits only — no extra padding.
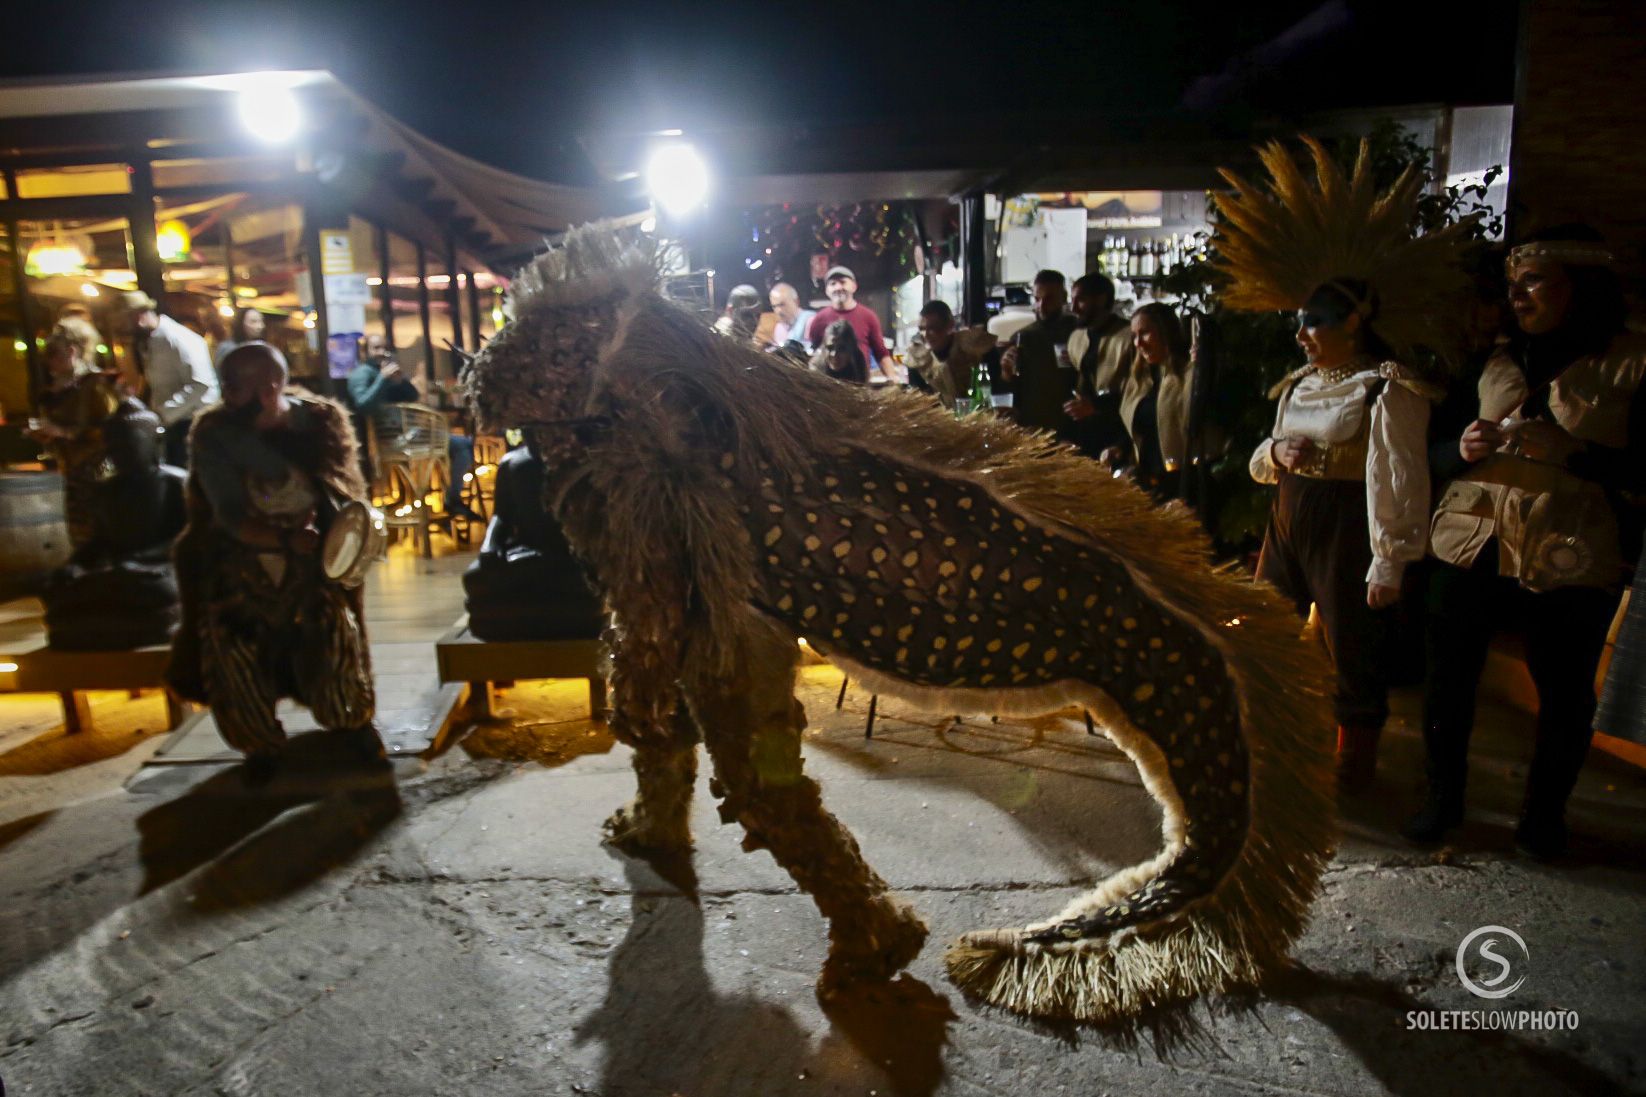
[1311,356,1374,385]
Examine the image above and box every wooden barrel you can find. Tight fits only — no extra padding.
[0,471,72,576]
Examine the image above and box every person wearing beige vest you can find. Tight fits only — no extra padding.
[1116,303,1200,501]
[903,299,998,408]
[1063,272,1135,458]
[1405,229,1644,857]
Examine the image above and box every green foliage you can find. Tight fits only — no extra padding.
[1155,121,1503,554]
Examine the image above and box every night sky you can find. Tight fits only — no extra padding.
[10,0,1519,183]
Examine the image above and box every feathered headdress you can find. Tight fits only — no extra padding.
[1211,136,1478,365]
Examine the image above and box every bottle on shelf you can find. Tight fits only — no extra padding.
[1126,238,1141,277]
[1139,238,1156,278]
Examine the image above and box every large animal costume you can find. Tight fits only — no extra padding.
[465,229,1336,1023]
[167,393,375,755]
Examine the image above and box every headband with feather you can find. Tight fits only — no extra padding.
[1211,136,1478,366]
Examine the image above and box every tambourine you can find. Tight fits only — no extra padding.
[321,499,388,588]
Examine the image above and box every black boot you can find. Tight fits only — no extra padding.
[1402,742,1466,845]
[1402,785,1465,844]
[1513,808,1568,859]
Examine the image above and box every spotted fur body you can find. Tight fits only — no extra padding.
[467,227,1336,1022]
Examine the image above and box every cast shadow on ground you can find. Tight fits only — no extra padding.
[1272,965,1621,1097]
[576,849,955,1097]
[809,679,1165,889]
[136,730,401,909]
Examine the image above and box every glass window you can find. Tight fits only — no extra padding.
[475,271,504,343]
[14,164,132,198]
[224,199,321,380]
[385,233,427,381]
[0,225,28,421]
[427,263,457,380]
[152,155,294,190]
[456,271,473,352]
[19,216,135,391]
[155,196,230,350]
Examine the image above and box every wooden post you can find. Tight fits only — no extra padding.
[128,156,165,307]
[416,241,434,381]
[376,222,394,351]
[444,233,461,352]
[466,268,482,349]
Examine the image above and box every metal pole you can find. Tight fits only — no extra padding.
[376,223,393,351]
[959,193,988,326]
[128,157,165,307]
[416,240,434,382]
[466,268,481,349]
[444,232,461,352]
[300,199,330,390]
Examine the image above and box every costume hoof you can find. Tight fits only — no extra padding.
[819,899,928,995]
[601,802,692,854]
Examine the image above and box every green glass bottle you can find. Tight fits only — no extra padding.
[970,363,993,413]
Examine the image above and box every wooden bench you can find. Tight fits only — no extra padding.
[0,643,192,733]
[434,623,608,720]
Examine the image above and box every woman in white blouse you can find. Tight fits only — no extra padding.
[1249,278,1438,792]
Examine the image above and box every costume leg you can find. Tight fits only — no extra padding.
[601,608,697,852]
[201,608,285,756]
[604,704,699,853]
[1520,584,1617,824]
[297,584,376,731]
[686,616,926,989]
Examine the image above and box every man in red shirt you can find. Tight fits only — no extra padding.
[805,266,891,381]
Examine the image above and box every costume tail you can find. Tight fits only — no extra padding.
[938,543,1337,1022]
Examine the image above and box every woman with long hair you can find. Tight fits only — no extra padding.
[813,319,869,385]
[1116,302,1195,500]
[214,307,267,367]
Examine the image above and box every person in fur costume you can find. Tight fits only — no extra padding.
[166,344,378,775]
[470,225,1343,1021]
[464,226,1337,1023]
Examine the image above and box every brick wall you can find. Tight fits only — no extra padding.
[1511,0,1646,281]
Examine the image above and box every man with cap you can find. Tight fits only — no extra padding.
[806,266,891,382]
[120,290,218,467]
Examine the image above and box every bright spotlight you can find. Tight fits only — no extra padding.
[645,143,709,217]
[236,81,302,143]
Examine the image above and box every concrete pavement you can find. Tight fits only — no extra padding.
[0,666,1641,1096]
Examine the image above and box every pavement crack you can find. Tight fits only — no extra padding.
[3,1009,96,1052]
[353,871,1107,899]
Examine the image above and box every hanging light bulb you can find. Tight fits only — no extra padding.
[25,236,89,277]
[156,220,192,263]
